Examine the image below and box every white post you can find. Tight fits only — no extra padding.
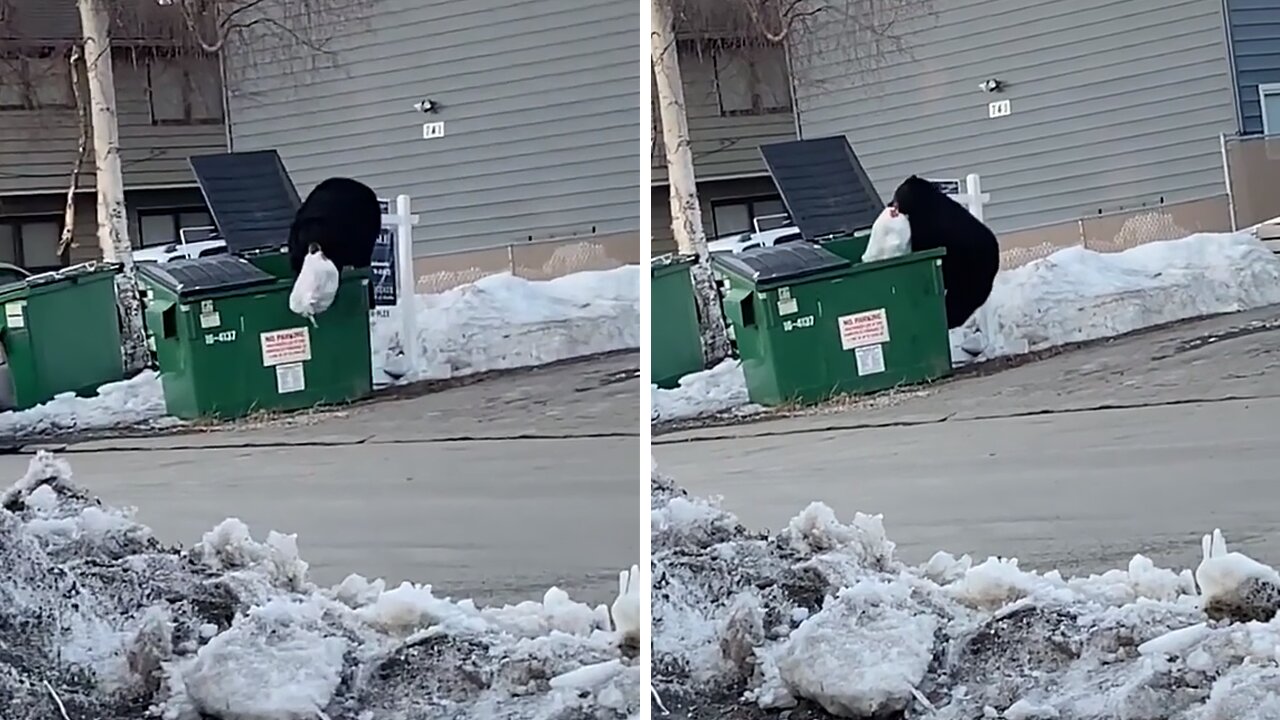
[964,173,991,224]
[395,194,420,381]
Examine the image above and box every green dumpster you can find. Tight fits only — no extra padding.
[138,255,372,420]
[651,256,705,388]
[712,242,951,407]
[0,262,124,411]
[818,229,872,264]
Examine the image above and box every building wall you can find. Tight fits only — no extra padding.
[1225,0,1280,135]
[0,50,227,196]
[0,187,211,269]
[650,175,781,253]
[225,0,640,255]
[652,42,797,183]
[789,0,1239,234]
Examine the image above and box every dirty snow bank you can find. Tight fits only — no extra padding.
[0,370,178,442]
[651,358,758,424]
[1,452,640,720]
[651,466,1280,719]
[654,232,1280,423]
[373,265,640,383]
[953,231,1280,362]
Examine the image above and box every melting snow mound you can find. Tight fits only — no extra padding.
[652,467,1280,719]
[0,452,639,720]
[373,266,640,383]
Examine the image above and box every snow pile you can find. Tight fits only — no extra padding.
[953,231,1280,362]
[372,266,640,383]
[652,466,1280,719]
[651,358,758,423]
[653,232,1280,422]
[1,452,639,720]
[0,370,177,442]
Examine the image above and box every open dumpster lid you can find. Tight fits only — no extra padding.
[137,255,276,298]
[188,150,301,255]
[712,242,851,285]
[758,136,884,242]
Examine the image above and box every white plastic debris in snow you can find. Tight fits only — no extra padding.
[861,205,912,263]
[288,246,340,325]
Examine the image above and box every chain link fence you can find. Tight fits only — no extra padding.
[410,231,640,295]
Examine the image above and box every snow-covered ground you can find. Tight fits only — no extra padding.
[372,266,640,384]
[0,267,639,441]
[1,452,640,720]
[652,232,1280,424]
[652,465,1280,719]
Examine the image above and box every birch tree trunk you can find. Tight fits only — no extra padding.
[650,0,731,366]
[78,0,150,373]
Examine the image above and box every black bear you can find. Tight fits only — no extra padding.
[891,175,1000,329]
[288,177,382,275]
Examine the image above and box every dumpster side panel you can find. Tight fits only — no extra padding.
[0,271,125,410]
[157,273,373,420]
[26,273,125,401]
[650,261,705,389]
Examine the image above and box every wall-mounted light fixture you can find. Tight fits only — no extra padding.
[413,98,441,114]
[979,78,1005,94]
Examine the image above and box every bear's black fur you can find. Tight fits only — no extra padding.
[891,175,1000,329]
[288,177,382,275]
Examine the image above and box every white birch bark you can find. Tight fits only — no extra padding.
[78,0,150,373]
[651,0,731,365]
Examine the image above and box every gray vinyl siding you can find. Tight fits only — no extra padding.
[790,0,1237,234]
[651,50,796,183]
[1226,0,1280,134]
[225,0,639,255]
[0,51,227,196]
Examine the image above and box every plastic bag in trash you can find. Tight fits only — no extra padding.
[862,205,912,264]
[289,244,340,325]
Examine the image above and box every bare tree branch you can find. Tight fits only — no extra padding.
[58,43,89,257]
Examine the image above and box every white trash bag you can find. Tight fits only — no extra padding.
[861,205,912,264]
[289,244,340,326]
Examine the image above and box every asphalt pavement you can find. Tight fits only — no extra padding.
[654,308,1280,576]
[3,353,641,607]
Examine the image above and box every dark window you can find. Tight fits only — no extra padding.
[136,207,214,247]
[709,195,788,237]
[713,43,792,117]
[0,52,74,111]
[0,216,69,272]
[147,55,224,125]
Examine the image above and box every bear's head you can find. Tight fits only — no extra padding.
[891,175,946,217]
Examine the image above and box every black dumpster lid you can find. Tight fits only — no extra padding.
[712,243,851,285]
[759,136,884,242]
[137,255,276,297]
[188,150,301,255]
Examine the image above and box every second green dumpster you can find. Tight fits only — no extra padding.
[139,255,372,420]
[0,262,124,411]
[712,242,951,407]
[651,256,705,389]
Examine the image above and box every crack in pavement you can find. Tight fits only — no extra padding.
[24,430,639,455]
[653,392,1280,445]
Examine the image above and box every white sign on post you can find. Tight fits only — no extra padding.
[373,195,422,388]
